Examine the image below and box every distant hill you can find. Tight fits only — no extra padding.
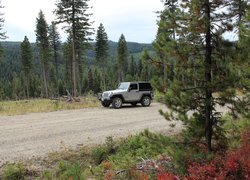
[1,40,153,59]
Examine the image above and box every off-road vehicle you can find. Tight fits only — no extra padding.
[99,82,153,109]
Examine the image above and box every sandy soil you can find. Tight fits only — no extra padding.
[0,103,183,166]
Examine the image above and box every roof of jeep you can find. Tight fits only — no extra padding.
[119,82,151,84]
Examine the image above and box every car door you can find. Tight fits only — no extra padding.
[126,83,140,101]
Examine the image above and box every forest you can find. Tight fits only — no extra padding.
[0,40,154,100]
[0,0,250,179]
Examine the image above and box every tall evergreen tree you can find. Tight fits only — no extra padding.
[153,0,178,89]
[62,38,73,93]
[95,23,109,90]
[20,36,33,99]
[155,0,249,151]
[35,10,50,98]
[95,23,109,63]
[117,34,128,81]
[49,21,61,96]
[54,0,93,97]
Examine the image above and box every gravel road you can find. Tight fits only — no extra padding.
[0,103,183,166]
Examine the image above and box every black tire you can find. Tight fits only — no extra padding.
[141,96,151,107]
[112,97,123,109]
[101,101,110,107]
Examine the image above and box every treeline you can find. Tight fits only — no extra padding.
[0,40,154,100]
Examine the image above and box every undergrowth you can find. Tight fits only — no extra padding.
[1,117,249,179]
[0,95,99,116]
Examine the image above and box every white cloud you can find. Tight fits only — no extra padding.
[91,0,163,42]
[3,0,55,41]
[2,0,163,43]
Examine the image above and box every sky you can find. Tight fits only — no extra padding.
[2,0,163,43]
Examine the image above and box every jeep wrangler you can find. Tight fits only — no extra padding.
[99,82,153,109]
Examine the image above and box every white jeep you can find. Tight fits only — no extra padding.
[99,82,153,109]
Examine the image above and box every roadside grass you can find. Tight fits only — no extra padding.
[0,95,100,116]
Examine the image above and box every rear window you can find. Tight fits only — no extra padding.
[139,83,152,91]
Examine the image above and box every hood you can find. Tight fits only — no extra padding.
[103,89,127,95]
[102,89,127,96]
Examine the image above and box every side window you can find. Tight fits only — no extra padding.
[129,83,138,91]
[139,83,152,91]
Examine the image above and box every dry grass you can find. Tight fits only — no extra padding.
[0,96,100,116]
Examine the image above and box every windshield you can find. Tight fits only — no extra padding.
[117,82,130,90]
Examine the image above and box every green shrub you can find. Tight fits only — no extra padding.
[56,161,83,179]
[91,146,109,165]
[42,170,53,180]
[3,164,25,180]
[224,115,250,149]
[91,136,117,165]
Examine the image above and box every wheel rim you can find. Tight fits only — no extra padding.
[115,98,122,108]
[143,97,150,106]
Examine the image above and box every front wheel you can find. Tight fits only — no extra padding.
[101,101,110,107]
[141,96,151,107]
[112,97,122,109]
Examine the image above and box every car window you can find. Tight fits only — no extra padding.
[129,83,138,90]
[118,82,130,90]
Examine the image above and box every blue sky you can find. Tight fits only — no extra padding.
[2,0,163,43]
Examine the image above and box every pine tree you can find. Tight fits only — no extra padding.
[49,21,61,96]
[155,0,249,151]
[95,23,109,90]
[20,36,33,99]
[54,0,93,97]
[117,34,128,81]
[153,0,178,89]
[62,38,73,93]
[35,10,50,98]
[95,23,109,63]
[233,4,250,117]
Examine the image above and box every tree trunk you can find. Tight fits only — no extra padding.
[54,49,59,96]
[72,37,77,97]
[72,4,77,97]
[204,0,213,152]
[42,60,48,98]
[27,75,29,99]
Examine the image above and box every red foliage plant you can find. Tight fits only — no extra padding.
[187,128,250,179]
[157,173,178,180]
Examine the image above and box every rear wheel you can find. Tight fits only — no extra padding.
[141,96,151,107]
[112,97,122,109]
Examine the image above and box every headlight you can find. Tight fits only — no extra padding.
[103,92,113,98]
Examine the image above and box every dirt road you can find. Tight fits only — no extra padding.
[0,103,183,166]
